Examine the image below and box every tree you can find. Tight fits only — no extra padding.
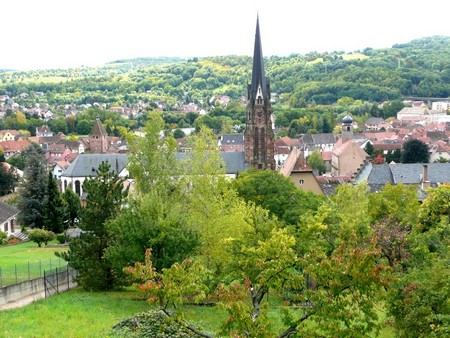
[63,187,81,228]
[386,184,450,336]
[58,161,129,290]
[16,143,48,228]
[233,168,323,225]
[364,142,375,157]
[0,163,16,195]
[173,128,185,139]
[28,229,55,247]
[43,172,66,233]
[306,150,326,174]
[400,138,430,163]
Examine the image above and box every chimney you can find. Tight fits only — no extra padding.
[421,164,430,190]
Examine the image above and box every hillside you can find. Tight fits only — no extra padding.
[0,36,448,107]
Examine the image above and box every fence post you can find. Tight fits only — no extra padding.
[56,267,59,293]
[44,270,47,298]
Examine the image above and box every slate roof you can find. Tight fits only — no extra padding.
[220,134,244,145]
[62,154,128,177]
[356,163,450,192]
[389,163,450,184]
[175,151,249,175]
[0,201,19,223]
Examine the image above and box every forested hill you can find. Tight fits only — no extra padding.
[0,36,448,107]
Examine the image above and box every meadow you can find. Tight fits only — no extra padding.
[0,241,67,286]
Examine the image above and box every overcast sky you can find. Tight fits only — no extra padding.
[2,0,449,70]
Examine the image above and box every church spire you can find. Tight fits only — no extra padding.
[250,15,268,103]
[244,16,275,170]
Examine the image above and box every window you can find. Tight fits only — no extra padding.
[299,179,304,185]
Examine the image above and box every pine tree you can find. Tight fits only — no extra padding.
[63,187,81,227]
[43,172,66,233]
[16,143,48,228]
[58,161,128,290]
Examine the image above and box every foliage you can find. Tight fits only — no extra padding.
[0,231,7,245]
[306,150,326,174]
[400,138,430,163]
[0,162,16,195]
[106,194,199,282]
[16,143,48,228]
[112,309,204,338]
[388,257,450,337]
[233,168,323,225]
[58,161,129,290]
[126,112,180,195]
[62,187,81,228]
[28,229,56,247]
[42,172,66,233]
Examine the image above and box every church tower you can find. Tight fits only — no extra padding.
[89,116,109,153]
[244,16,276,170]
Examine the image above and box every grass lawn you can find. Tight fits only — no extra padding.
[0,288,151,338]
[0,241,68,286]
[0,287,396,337]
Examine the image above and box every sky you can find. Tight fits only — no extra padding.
[2,0,449,70]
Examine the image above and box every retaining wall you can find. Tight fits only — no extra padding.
[0,267,78,307]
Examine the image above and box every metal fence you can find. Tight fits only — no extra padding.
[0,258,68,287]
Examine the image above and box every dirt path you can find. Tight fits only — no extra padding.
[0,291,45,311]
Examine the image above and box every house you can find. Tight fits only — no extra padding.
[60,153,129,197]
[279,147,324,195]
[219,134,244,152]
[51,160,71,179]
[0,201,19,237]
[175,152,249,179]
[354,162,450,200]
[36,125,53,137]
[331,115,369,177]
[364,117,385,131]
[0,130,20,142]
[0,140,31,158]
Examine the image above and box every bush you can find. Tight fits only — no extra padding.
[56,233,67,244]
[112,310,203,337]
[28,229,56,247]
[0,231,7,245]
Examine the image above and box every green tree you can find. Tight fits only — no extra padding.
[63,187,81,228]
[233,168,323,225]
[0,163,16,195]
[16,143,48,228]
[28,229,55,247]
[173,128,185,139]
[58,161,129,290]
[400,138,430,163]
[43,172,66,233]
[306,150,326,174]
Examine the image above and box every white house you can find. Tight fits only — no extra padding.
[0,201,19,237]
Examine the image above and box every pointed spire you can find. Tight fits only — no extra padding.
[250,15,267,101]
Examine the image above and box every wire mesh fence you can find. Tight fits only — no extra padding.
[0,258,68,288]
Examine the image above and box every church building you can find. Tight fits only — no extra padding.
[244,17,276,170]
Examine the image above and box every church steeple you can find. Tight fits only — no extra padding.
[244,16,275,170]
[250,15,268,103]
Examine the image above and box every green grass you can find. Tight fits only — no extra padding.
[0,241,68,286]
[0,288,151,338]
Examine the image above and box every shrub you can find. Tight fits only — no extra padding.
[28,229,56,247]
[112,310,203,337]
[56,233,67,244]
[0,231,7,245]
